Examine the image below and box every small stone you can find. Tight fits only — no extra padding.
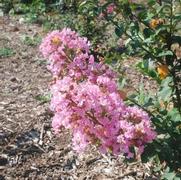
[10,77,17,82]
[102,167,113,174]
[0,157,8,166]
[19,17,25,24]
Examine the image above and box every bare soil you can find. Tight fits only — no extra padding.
[0,16,159,180]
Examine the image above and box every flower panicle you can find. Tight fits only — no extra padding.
[39,28,156,157]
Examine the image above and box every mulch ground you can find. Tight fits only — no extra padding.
[0,15,160,180]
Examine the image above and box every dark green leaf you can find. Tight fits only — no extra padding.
[115,26,124,37]
[143,28,153,38]
[171,36,181,46]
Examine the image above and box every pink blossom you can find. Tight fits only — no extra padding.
[106,3,116,14]
[40,28,156,158]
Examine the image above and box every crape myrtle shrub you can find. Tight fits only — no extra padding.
[76,0,181,173]
[39,0,181,175]
[32,0,181,177]
[40,28,156,159]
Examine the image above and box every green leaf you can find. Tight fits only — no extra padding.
[129,22,139,34]
[157,51,173,57]
[161,77,173,87]
[158,86,172,102]
[148,69,157,78]
[162,172,176,180]
[168,108,181,122]
[148,0,156,6]
[174,177,181,180]
[143,28,153,38]
[115,25,124,37]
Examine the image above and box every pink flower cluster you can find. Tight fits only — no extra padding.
[40,28,156,157]
[98,2,116,19]
[106,3,116,14]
